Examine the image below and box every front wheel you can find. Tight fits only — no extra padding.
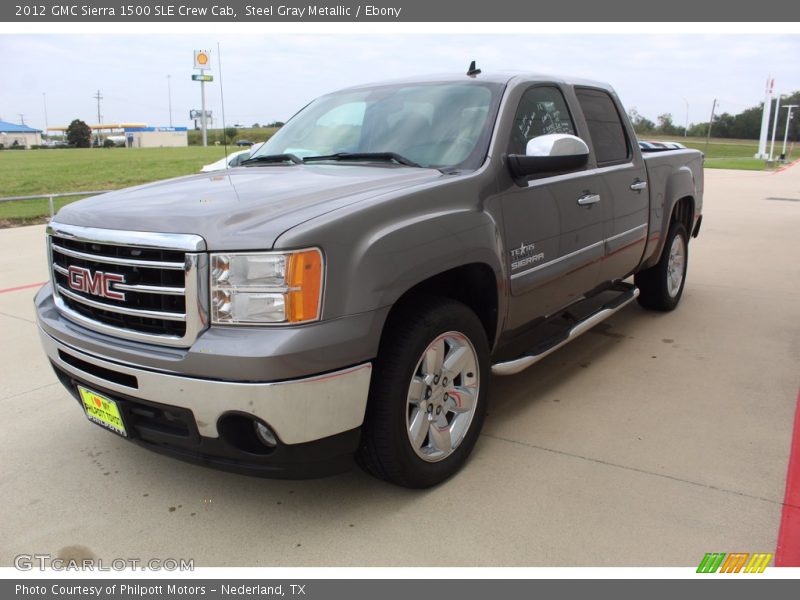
[357,297,489,488]
[635,221,689,311]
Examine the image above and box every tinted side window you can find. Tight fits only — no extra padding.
[575,89,630,165]
[509,87,575,155]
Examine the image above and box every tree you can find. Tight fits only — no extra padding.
[224,127,238,142]
[656,113,683,136]
[251,122,261,128]
[729,105,763,139]
[66,119,92,148]
[627,108,656,134]
[710,113,736,138]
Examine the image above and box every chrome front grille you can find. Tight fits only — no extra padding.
[47,223,208,347]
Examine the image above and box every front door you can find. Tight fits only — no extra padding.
[500,85,606,333]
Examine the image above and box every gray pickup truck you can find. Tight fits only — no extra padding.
[36,70,703,488]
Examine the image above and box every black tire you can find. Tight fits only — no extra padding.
[357,296,490,488]
[635,221,689,311]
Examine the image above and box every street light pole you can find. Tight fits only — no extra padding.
[782,105,798,159]
[683,97,689,137]
[42,92,49,133]
[167,75,173,127]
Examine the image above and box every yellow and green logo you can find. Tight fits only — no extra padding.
[696,552,773,573]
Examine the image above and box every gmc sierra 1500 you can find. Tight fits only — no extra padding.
[36,70,703,487]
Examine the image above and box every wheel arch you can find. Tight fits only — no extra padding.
[380,262,502,351]
[641,163,698,270]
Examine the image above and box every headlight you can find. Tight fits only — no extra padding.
[210,249,323,325]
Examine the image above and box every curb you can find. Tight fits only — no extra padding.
[772,158,800,175]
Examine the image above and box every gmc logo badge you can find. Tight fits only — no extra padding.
[67,266,126,301]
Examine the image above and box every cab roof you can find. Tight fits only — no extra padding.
[337,71,615,93]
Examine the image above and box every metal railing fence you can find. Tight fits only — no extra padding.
[0,191,113,218]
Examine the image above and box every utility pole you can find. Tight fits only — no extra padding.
[167,75,173,127]
[782,105,798,159]
[17,113,25,125]
[704,99,716,156]
[93,89,103,147]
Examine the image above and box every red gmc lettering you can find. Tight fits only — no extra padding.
[67,266,126,301]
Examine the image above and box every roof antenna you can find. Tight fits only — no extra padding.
[466,60,481,78]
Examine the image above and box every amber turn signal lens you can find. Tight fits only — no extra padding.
[286,250,323,323]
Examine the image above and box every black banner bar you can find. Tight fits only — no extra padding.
[4,579,799,600]
[3,0,800,22]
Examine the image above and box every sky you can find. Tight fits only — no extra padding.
[1,33,798,131]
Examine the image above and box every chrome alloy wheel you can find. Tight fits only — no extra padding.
[405,331,480,462]
[666,234,686,298]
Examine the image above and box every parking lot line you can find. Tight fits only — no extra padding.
[0,281,46,295]
[776,390,800,566]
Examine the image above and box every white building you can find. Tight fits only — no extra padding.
[124,126,188,148]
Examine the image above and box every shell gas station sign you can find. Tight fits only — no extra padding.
[193,49,210,70]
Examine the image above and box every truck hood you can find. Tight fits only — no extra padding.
[53,164,443,250]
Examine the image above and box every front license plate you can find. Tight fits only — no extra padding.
[78,386,127,437]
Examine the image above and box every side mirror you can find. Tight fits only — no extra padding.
[507,133,590,179]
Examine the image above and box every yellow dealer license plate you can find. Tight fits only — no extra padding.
[78,386,127,437]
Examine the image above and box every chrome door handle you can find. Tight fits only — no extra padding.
[630,180,648,191]
[577,193,601,206]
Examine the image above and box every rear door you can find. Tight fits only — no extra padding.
[574,88,649,283]
[500,85,606,332]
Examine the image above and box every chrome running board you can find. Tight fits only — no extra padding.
[491,287,640,376]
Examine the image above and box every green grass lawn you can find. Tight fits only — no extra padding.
[645,135,795,167]
[0,134,793,226]
[647,135,762,159]
[0,146,225,197]
[0,146,228,225]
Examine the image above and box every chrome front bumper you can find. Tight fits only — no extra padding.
[39,326,372,445]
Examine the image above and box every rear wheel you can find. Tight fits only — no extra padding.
[358,297,489,488]
[635,221,689,311]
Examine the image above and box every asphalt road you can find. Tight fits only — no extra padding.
[1,166,798,567]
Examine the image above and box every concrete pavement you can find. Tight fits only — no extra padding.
[0,166,798,566]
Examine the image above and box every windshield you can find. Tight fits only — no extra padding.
[250,81,503,170]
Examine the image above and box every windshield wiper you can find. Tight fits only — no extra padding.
[302,152,422,168]
[241,153,302,166]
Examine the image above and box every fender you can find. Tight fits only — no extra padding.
[349,209,506,346]
[273,182,506,346]
[640,164,697,270]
